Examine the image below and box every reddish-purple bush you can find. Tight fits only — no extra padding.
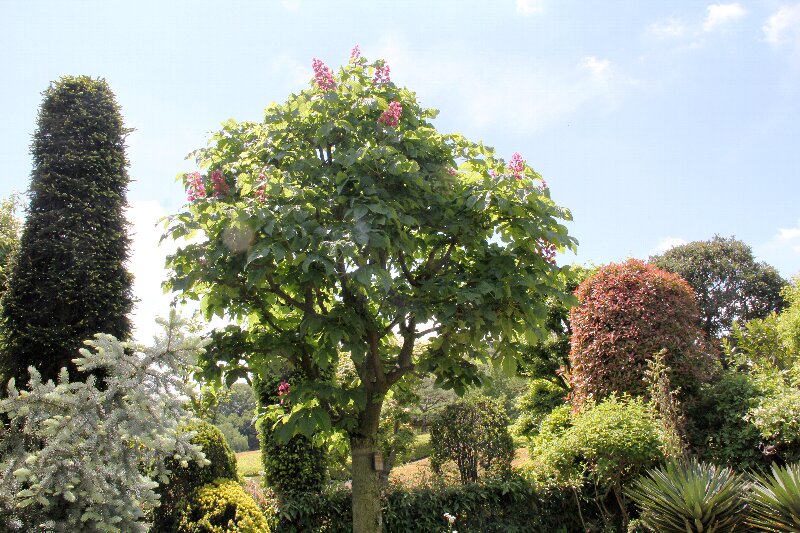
[568,259,713,408]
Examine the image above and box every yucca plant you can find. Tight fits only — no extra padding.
[625,459,749,532]
[748,462,800,532]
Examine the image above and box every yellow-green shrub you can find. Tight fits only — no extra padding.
[177,479,270,533]
[153,421,239,531]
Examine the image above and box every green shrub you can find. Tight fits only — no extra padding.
[176,478,270,533]
[748,386,800,462]
[528,395,664,529]
[258,475,591,532]
[430,396,515,483]
[748,462,800,532]
[626,459,749,533]
[253,373,327,496]
[153,421,239,531]
[512,378,566,438]
[779,276,800,357]
[689,371,766,469]
[530,396,663,488]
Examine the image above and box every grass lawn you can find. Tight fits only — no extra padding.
[237,430,527,487]
[236,450,261,478]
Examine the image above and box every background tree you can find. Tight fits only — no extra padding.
[650,236,786,339]
[0,195,21,307]
[430,395,515,483]
[778,276,800,356]
[197,381,259,452]
[519,264,592,379]
[165,51,575,531]
[568,259,714,408]
[0,76,133,385]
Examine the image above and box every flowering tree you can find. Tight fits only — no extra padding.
[165,49,575,532]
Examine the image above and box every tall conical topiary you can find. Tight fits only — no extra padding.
[0,76,133,385]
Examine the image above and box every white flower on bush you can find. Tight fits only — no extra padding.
[0,311,209,532]
[443,511,457,532]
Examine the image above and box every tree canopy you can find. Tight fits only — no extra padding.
[164,50,575,531]
[0,196,21,309]
[650,236,786,339]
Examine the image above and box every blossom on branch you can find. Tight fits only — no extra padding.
[186,171,206,201]
[312,58,337,92]
[373,62,391,84]
[507,152,525,180]
[211,169,229,197]
[378,101,402,127]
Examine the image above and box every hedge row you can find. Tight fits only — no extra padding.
[260,475,598,532]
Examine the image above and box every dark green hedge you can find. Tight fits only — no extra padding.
[253,373,327,496]
[262,475,592,532]
[1,75,133,386]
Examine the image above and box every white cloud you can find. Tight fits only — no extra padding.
[648,4,746,46]
[763,4,800,48]
[269,54,312,88]
[126,200,179,343]
[703,3,747,32]
[281,0,301,12]
[580,56,611,77]
[757,219,800,278]
[373,36,627,134]
[651,237,688,255]
[516,0,544,15]
[647,17,689,39]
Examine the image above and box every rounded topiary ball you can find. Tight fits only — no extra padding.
[153,421,239,531]
[568,259,714,408]
[176,478,270,533]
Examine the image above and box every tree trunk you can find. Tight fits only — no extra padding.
[351,399,384,533]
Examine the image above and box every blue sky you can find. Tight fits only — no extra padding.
[1,0,798,340]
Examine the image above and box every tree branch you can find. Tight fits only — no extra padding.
[415,325,442,338]
[395,250,421,287]
[265,275,311,312]
[387,316,416,386]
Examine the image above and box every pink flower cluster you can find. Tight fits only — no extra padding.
[373,62,391,84]
[255,173,268,203]
[507,152,525,180]
[447,167,458,176]
[350,44,361,62]
[312,58,337,92]
[186,171,206,201]
[211,169,229,197]
[378,101,402,127]
[278,380,290,405]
